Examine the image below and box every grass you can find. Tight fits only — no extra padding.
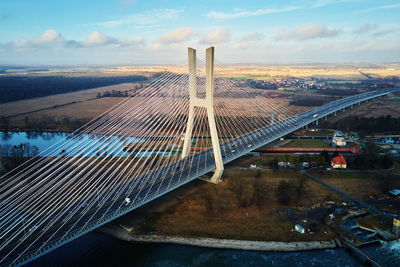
[234,76,275,81]
[326,80,360,84]
[309,170,377,179]
[394,160,400,174]
[136,167,398,242]
[140,173,336,242]
[0,83,136,119]
[328,98,400,121]
[282,139,330,148]
[356,215,392,232]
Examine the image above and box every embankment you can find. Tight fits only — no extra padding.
[100,225,337,252]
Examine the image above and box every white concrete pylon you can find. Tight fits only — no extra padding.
[181,46,224,184]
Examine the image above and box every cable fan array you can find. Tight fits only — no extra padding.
[0,55,311,265]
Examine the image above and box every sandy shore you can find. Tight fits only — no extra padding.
[99,225,337,252]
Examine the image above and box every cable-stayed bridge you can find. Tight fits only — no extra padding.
[0,47,399,266]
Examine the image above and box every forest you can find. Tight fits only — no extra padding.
[320,115,400,134]
[0,75,147,103]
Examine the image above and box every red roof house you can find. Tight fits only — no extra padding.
[331,155,347,169]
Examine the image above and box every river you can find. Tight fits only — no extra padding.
[1,131,400,266]
[23,231,400,267]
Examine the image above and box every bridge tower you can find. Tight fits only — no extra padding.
[181,46,224,184]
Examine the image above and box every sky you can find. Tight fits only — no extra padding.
[0,0,399,65]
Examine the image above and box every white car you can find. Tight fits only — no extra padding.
[231,149,235,153]
[29,225,38,232]
[124,197,131,206]
[248,144,252,148]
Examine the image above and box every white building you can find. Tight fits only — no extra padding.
[332,131,346,147]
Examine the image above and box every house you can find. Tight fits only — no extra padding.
[393,216,400,237]
[331,155,347,169]
[332,131,346,147]
[278,161,286,167]
[295,224,305,234]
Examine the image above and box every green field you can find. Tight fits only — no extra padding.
[282,139,330,148]
[326,80,360,84]
[234,76,274,81]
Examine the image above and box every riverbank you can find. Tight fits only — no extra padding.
[99,225,337,252]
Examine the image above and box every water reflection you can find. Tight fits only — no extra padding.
[0,131,168,158]
[1,132,12,141]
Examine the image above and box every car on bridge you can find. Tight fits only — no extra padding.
[29,225,38,232]
[124,197,131,206]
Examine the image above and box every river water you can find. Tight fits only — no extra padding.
[24,231,400,267]
[2,131,400,266]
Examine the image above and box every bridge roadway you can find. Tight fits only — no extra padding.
[2,88,399,266]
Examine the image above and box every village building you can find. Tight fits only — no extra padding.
[331,155,347,169]
[332,131,346,147]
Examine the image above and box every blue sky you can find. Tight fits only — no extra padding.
[0,0,399,64]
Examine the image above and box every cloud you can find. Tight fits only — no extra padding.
[8,29,66,49]
[33,29,65,45]
[276,23,341,41]
[353,23,400,37]
[373,28,399,37]
[311,0,359,8]
[239,32,265,42]
[98,9,183,27]
[353,23,379,34]
[120,37,144,47]
[84,31,118,46]
[201,28,231,44]
[3,29,144,50]
[206,6,298,20]
[355,3,400,13]
[134,24,160,29]
[157,27,195,44]
[11,39,31,49]
[233,33,265,50]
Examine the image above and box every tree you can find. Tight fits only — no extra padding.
[202,184,233,213]
[253,178,270,206]
[292,177,308,201]
[0,116,10,131]
[320,150,329,163]
[275,180,292,204]
[380,154,393,169]
[377,172,395,193]
[270,158,279,169]
[228,178,254,207]
[284,153,289,163]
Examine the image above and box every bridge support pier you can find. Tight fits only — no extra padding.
[181,47,223,184]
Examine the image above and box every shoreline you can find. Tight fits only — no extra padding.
[99,225,337,252]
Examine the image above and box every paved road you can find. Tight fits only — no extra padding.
[1,88,399,266]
